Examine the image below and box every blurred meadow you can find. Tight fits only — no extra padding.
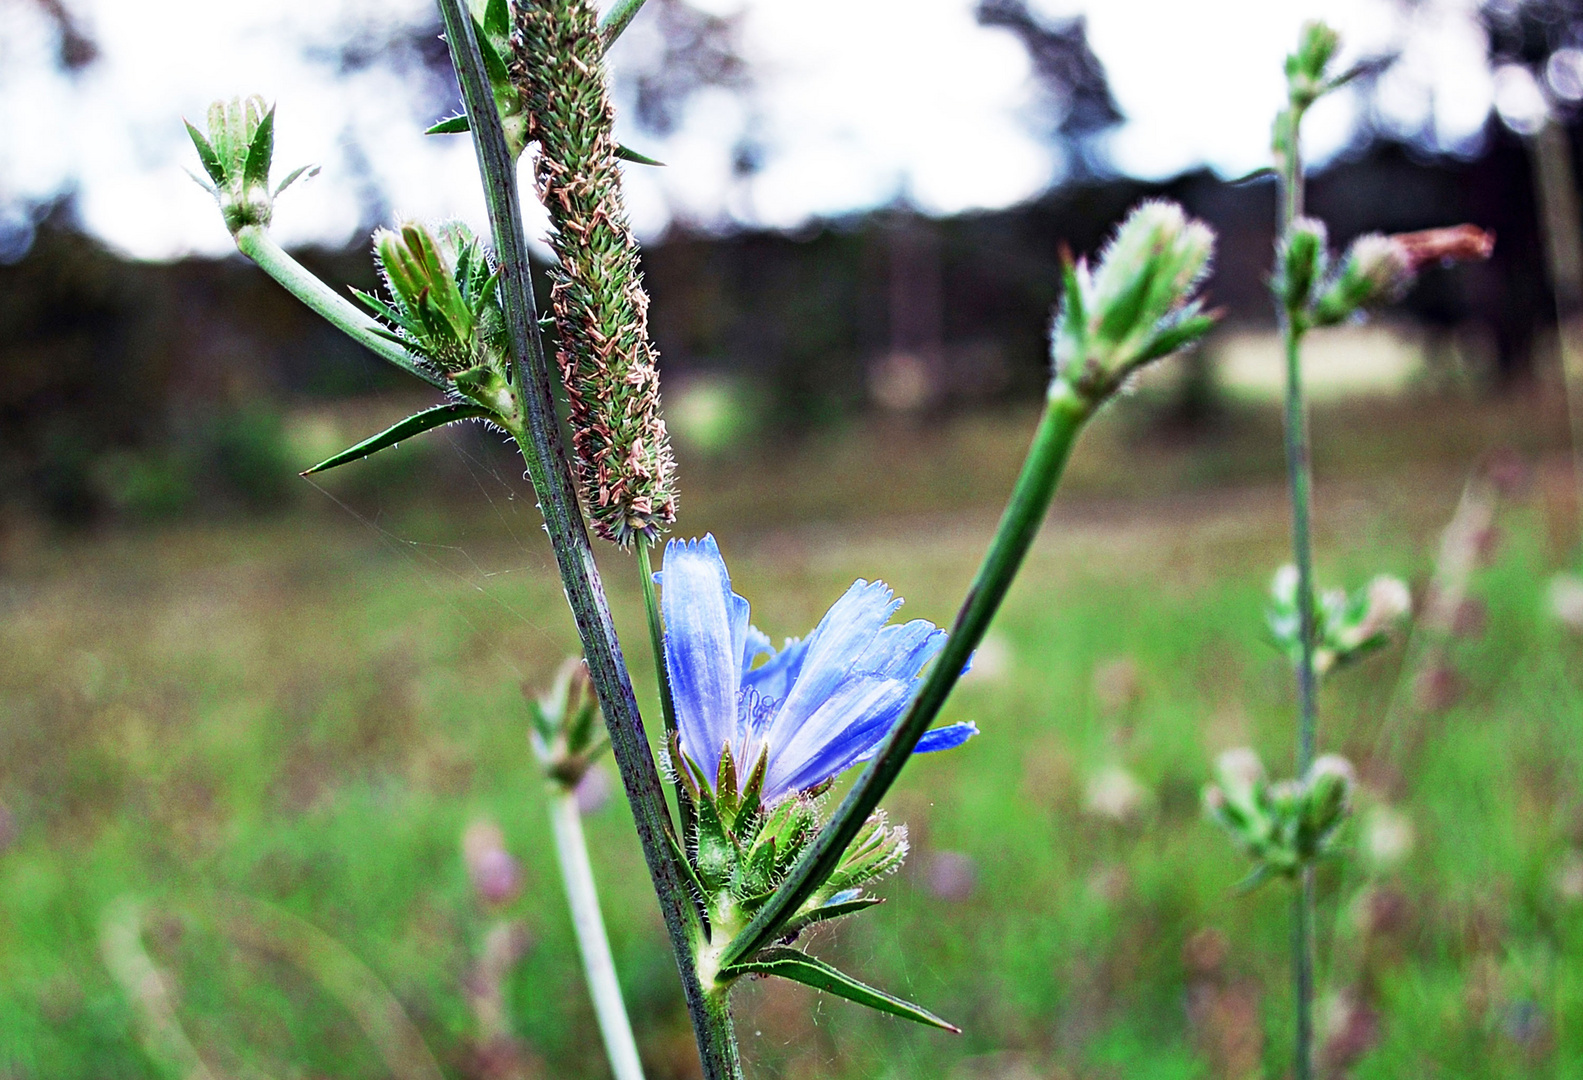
[7,0,1583,1076]
[4,384,1583,1078]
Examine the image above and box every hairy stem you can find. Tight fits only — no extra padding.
[721,381,1093,969]
[232,226,446,390]
[434,2,740,1075]
[549,788,648,1080]
[1277,101,1319,1080]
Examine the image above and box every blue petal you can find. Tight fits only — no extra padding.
[661,535,748,781]
[914,721,978,753]
[856,619,946,680]
[763,673,911,801]
[765,580,900,752]
[742,636,807,701]
[743,625,774,670]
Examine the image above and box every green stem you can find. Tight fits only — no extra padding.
[599,0,650,47]
[434,4,740,1076]
[638,538,693,830]
[232,226,447,391]
[1277,100,1319,1080]
[720,380,1093,969]
[549,786,648,1080]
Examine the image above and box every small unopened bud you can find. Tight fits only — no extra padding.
[185,97,318,239]
[1301,754,1356,841]
[1286,21,1341,107]
[1215,747,1266,799]
[1051,200,1218,404]
[364,221,511,400]
[528,657,609,788]
[1312,234,1413,326]
[1279,218,1328,314]
[1357,575,1412,639]
[464,820,524,906]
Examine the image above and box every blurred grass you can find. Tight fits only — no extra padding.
[1,395,1582,1079]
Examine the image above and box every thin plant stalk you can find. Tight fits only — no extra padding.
[1276,102,1320,1080]
[233,226,446,390]
[433,3,742,1076]
[548,788,648,1080]
[1528,119,1583,543]
[720,381,1092,969]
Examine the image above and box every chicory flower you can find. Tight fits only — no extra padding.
[659,534,976,805]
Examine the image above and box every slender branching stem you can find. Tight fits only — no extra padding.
[720,381,1093,969]
[548,787,648,1080]
[434,3,741,1076]
[1277,101,1320,1080]
[232,226,447,390]
[637,538,693,829]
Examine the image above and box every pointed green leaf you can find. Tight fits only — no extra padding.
[615,143,666,167]
[182,166,218,195]
[301,403,488,475]
[474,18,510,86]
[427,114,472,135]
[185,120,227,187]
[778,891,884,939]
[483,0,509,38]
[273,163,319,197]
[243,105,276,191]
[722,948,959,1033]
[666,825,712,930]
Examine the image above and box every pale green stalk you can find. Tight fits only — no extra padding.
[549,788,647,1080]
[232,225,446,390]
[720,380,1093,969]
[1276,102,1319,1080]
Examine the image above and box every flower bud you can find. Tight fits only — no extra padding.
[528,657,610,789]
[185,96,317,237]
[1312,234,1413,326]
[1278,218,1328,315]
[1051,200,1218,404]
[363,221,512,400]
[1301,754,1356,845]
[1286,21,1341,108]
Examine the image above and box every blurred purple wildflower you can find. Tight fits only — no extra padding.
[658,534,976,805]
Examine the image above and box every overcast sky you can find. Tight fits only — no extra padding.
[0,0,1496,261]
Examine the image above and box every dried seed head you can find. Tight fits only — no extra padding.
[510,0,677,546]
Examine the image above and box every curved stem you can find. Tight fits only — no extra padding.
[599,0,650,47]
[232,226,447,390]
[549,787,648,1080]
[434,4,740,1076]
[1277,99,1319,1080]
[721,381,1093,969]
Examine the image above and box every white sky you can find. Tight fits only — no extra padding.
[0,0,1497,261]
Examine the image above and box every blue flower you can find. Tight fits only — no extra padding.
[659,534,977,805]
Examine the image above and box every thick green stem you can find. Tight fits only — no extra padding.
[232,226,446,390]
[434,3,740,1076]
[1277,101,1319,1080]
[549,787,648,1080]
[720,381,1093,969]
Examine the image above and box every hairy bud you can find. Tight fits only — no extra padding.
[1050,200,1219,405]
[1311,234,1413,326]
[1286,21,1340,108]
[511,0,678,546]
[528,657,610,789]
[185,96,317,237]
[1278,218,1328,315]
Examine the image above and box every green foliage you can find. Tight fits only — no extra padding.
[185,97,318,236]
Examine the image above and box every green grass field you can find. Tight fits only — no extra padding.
[2,398,1582,1079]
